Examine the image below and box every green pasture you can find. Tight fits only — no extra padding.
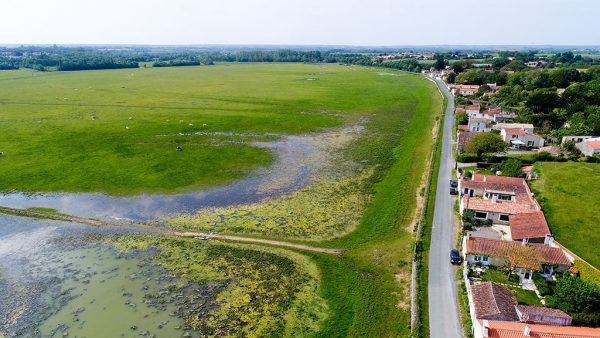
[531,162,600,269]
[0,63,421,195]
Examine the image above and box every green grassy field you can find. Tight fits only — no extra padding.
[0,63,442,336]
[531,162,600,268]
[0,63,425,195]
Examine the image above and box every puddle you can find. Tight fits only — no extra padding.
[0,214,216,337]
[0,126,363,221]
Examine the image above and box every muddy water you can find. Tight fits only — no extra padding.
[0,126,363,221]
[0,214,215,337]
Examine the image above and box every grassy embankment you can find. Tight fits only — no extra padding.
[530,162,600,268]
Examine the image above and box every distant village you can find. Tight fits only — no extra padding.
[427,58,600,338]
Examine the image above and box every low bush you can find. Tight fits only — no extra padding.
[457,153,481,163]
[533,272,554,296]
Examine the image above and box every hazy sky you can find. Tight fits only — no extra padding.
[1,0,598,46]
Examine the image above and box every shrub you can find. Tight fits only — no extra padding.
[584,154,600,163]
[457,153,481,163]
[533,272,554,296]
[546,276,600,316]
[572,312,600,327]
[465,133,507,157]
[500,158,525,177]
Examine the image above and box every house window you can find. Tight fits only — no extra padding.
[482,256,489,262]
[499,214,509,221]
[474,255,481,262]
[528,141,534,146]
[475,211,487,219]
[512,134,518,139]
[498,194,512,201]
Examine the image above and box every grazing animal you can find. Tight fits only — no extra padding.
[176,146,183,151]
[0,152,4,156]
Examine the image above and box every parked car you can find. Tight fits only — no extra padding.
[450,187,458,195]
[449,179,458,188]
[450,249,463,265]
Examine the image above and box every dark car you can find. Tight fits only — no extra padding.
[449,179,458,188]
[450,249,463,265]
[450,187,458,195]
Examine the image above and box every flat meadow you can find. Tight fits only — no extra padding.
[2,63,423,195]
[531,162,600,268]
[0,63,442,337]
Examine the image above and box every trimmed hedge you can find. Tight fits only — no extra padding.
[456,153,481,163]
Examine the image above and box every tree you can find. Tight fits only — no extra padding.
[465,133,507,157]
[433,54,446,70]
[545,276,600,326]
[499,158,524,177]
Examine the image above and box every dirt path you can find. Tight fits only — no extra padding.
[0,205,342,255]
[173,231,342,254]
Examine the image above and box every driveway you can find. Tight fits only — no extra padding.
[428,77,463,338]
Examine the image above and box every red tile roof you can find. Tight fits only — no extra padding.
[583,140,600,149]
[459,131,478,147]
[467,105,481,111]
[463,196,539,215]
[479,320,600,338]
[465,237,571,270]
[504,128,527,135]
[515,305,572,326]
[509,212,551,241]
[471,282,519,321]
[458,125,470,131]
[460,174,540,214]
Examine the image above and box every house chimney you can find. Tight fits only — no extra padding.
[523,325,531,336]
[483,320,489,337]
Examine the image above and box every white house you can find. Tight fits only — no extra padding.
[459,174,540,224]
[468,117,493,132]
[500,128,545,148]
[561,135,595,144]
[466,105,481,117]
[576,140,600,156]
[493,123,534,133]
[463,236,571,283]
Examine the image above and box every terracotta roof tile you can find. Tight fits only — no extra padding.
[509,212,551,241]
[459,131,478,147]
[583,140,600,149]
[471,282,519,321]
[479,320,600,338]
[504,128,527,135]
[463,196,540,215]
[465,237,571,270]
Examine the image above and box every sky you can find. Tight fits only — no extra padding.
[1,0,598,46]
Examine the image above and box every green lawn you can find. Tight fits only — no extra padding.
[511,287,543,307]
[0,63,423,195]
[531,162,600,268]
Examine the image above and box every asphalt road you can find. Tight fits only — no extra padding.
[428,77,463,338]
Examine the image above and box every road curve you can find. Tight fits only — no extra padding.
[428,77,462,338]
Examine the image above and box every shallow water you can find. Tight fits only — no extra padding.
[0,214,213,337]
[0,126,362,221]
